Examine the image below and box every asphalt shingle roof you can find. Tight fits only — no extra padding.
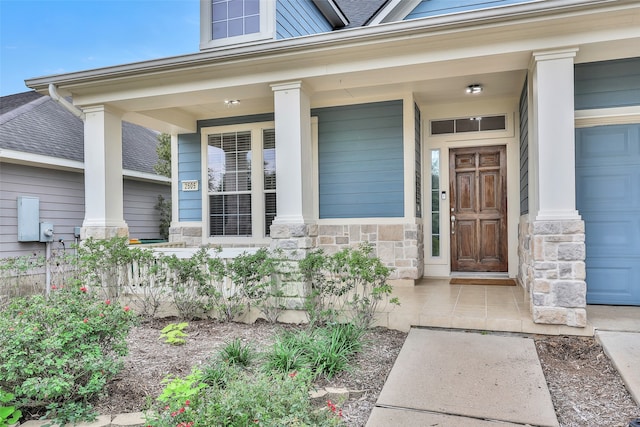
[0,91,161,174]
[335,0,389,28]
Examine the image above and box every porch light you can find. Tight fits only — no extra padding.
[465,84,483,94]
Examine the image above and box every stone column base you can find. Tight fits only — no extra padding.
[527,219,587,327]
[81,225,129,240]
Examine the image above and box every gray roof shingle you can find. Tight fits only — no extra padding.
[0,91,161,175]
[335,0,389,28]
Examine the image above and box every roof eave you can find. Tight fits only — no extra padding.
[24,0,639,93]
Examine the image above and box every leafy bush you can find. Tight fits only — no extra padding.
[165,247,223,320]
[225,248,282,323]
[300,243,398,329]
[145,368,343,427]
[75,237,133,300]
[0,285,136,425]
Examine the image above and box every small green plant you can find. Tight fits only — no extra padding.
[159,322,189,345]
[0,389,22,427]
[157,369,207,406]
[218,338,255,367]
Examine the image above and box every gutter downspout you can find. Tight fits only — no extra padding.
[48,83,85,121]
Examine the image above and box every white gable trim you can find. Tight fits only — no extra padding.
[312,0,349,28]
[369,0,421,25]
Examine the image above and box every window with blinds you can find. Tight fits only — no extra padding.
[206,125,276,238]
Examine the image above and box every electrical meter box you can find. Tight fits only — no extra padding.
[17,196,40,242]
[39,222,54,242]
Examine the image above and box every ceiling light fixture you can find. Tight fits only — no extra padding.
[465,84,483,95]
[224,99,240,106]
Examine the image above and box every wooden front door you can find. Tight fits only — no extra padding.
[449,145,507,272]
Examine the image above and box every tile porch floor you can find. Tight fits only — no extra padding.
[375,278,596,336]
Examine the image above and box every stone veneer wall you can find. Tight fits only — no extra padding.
[169,226,202,247]
[317,223,424,281]
[518,217,587,327]
[169,226,269,249]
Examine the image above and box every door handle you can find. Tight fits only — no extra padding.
[451,215,455,234]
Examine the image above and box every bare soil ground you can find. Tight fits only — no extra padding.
[86,319,639,427]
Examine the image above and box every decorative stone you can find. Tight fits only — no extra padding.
[325,386,350,403]
[567,308,587,327]
[309,389,329,406]
[379,224,403,241]
[562,220,585,234]
[111,412,146,427]
[533,306,567,325]
[533,221,563,235]
[335,236,349,245]
[558,243,585,261]
[182,227,202,237]
[553,281,586,307]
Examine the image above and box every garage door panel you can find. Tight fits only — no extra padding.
[577,169,640,211]
[584,214,640,257]
[576,123,640,306]
[576,125,640,166]
[585,260,640,305]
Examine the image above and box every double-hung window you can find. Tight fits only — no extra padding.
[204,123,276,240]
[200,0,275,49]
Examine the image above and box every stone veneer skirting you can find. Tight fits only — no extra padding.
[171,222,425,281]
[518,217,587,327]
[316,223,424,281]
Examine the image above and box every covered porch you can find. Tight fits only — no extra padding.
[378,278,640,335]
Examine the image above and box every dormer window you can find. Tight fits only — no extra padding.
[200,0,275,49]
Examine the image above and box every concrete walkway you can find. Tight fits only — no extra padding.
[368,328,560,427]
[597,331,640,406]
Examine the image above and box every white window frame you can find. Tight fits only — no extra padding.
[200,0,275,50]
[201,121,275,244]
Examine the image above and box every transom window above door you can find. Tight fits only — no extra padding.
[431,115,506,135]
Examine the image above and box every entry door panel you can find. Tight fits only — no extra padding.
[450,146,507,272]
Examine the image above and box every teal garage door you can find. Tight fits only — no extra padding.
[576,124,640,305]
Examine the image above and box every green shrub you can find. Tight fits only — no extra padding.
[75,237,134,300]
[165,247,223,320]
[0,285,136,425]
[146,368,343,427]
[225,248,282,323]
[218,338,255,367]
[300,243,398,328]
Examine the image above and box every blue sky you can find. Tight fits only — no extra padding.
[0,0,200,96]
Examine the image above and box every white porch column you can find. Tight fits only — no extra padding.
[527,48,587,328]
[270,81,313,224]
[532,48,580,221]
[81,105,128,239]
